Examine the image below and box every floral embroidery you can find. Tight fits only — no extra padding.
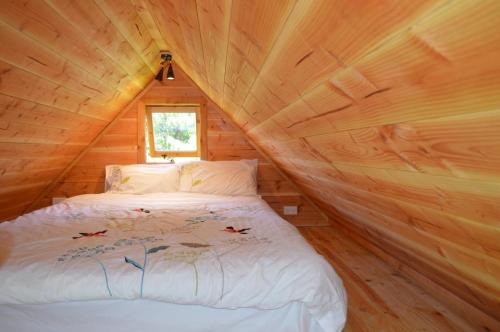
[164,245,210,296]
[72,230,107,239]
[181,163,203,190]
[165,224,202,235]
[107,219,136,232]
[57,245,116,297]
[57,236,167,297]
[221,236,271,246]
[133,208,150,213]
[181,163,200,174]
[114,236,162,247]
[185,213,226,224]
[58,245,115,262]
[108,166,121,191]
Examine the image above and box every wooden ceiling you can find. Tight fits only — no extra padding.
[1,0,499,322]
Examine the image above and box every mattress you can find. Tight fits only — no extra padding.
[0,193,347,331]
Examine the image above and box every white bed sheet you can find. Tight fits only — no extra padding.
[0,193,347,331]
[0,299,323,332]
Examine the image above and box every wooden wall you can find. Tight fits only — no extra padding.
[39,70,326,226]
[0,0,157,220]
[122,0,500,321]
[0,0,498,323]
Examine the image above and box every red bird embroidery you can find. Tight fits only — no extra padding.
[72,230,108,239]
[133,208,150,213]
[223,226,251,234]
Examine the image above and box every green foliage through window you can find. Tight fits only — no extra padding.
[151,112,197,152]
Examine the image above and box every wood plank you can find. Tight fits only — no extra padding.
[288,170,500,319]
[285,158,500,228]
[263,195,327,226]
[0,156,75,175]
[130,0,170,51]
[0,182,50,205]
[94,0,159,73]
[137,101,145,163]
[0,95,107,131]
[224,0,295,107]
[24,79,158,213]
[196,0,231,105]
[62,166,106,183]
[0,168,64,188]
[0,60,117,121]
[242,0,437,126]
[0,20,127,104]
[206,148,264,162]
[93,134,137,150]
[257,179,295,194]
[207,134,254,150]
[304,109,500,181]
[0,122,97,145]
[46,0,153,85]
[0,143,83,159]
[147,0,207,87]
[324,193,500,300]
[107,119,138,135]
[207,117,238,133]
[0,0,142,96]
[50,181,105,197]
[300,226,500,332]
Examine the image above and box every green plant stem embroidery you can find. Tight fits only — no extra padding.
[163,248,206,297]
[124,244,169,297]
[192,263,199,296]
[140,244,147,297]
[92,257,112,297]
[211,249,225,300]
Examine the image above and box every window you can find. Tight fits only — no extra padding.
[145,105,202,159]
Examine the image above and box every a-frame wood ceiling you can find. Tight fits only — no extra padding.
[1,0,499,322]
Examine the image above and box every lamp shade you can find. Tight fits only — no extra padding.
[166,63,175,80]
[155,67,164,81]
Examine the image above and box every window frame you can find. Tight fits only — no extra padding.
[145,104,202,158]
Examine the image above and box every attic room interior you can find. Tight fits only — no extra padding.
[0,0,499,331]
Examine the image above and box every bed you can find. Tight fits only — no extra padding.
[0,162,347,332]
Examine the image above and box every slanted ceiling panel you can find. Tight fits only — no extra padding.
[0,0,499,322]
[0,0,157,220]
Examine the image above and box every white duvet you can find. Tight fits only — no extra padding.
[0,193,347,331]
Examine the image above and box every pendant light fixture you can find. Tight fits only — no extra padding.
[155,51,175,82]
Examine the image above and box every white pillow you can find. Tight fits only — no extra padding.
[105,164,179,194]
[178,160,258,196]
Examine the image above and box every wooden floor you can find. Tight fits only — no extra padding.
[299,226,491,332]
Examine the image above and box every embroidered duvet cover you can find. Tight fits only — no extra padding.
[0,193,347,331]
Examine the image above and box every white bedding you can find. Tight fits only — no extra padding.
[0,193,347,331]
[0,300,323,332]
